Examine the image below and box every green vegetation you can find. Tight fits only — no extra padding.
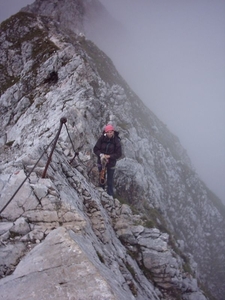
[115,195,127,205]
[0,71,20,94]
[143,219,154,228]
[120,193,197,282]
[0,12,35,32]
[125,261,136,278]
[142,201,169,233]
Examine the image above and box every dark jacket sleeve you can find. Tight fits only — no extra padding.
[93,136,103,157]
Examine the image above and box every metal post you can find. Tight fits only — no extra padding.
[42,117,67,178]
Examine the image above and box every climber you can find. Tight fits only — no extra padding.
[93,124,122,197]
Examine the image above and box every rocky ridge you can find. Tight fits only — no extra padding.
[0,6,224,300]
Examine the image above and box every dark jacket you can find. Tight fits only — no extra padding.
[93,131,122,168]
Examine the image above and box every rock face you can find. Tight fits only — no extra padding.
[20,0,113,37]
[0,3,224,300]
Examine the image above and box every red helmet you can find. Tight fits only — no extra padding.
[104,124,115,132]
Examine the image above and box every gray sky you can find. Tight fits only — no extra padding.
[1,0,225,202]
[0,0,34,21]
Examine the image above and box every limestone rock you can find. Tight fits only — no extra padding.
[0,3,223,299]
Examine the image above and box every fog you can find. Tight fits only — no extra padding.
[0,0,225,202]
[94,0,225,203]
[0,0,34,21]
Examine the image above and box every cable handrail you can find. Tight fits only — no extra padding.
[0,117,80,215]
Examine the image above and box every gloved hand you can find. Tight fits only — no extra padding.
[100,154,109,165]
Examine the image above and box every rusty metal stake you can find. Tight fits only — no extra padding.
[42,117,67,178]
